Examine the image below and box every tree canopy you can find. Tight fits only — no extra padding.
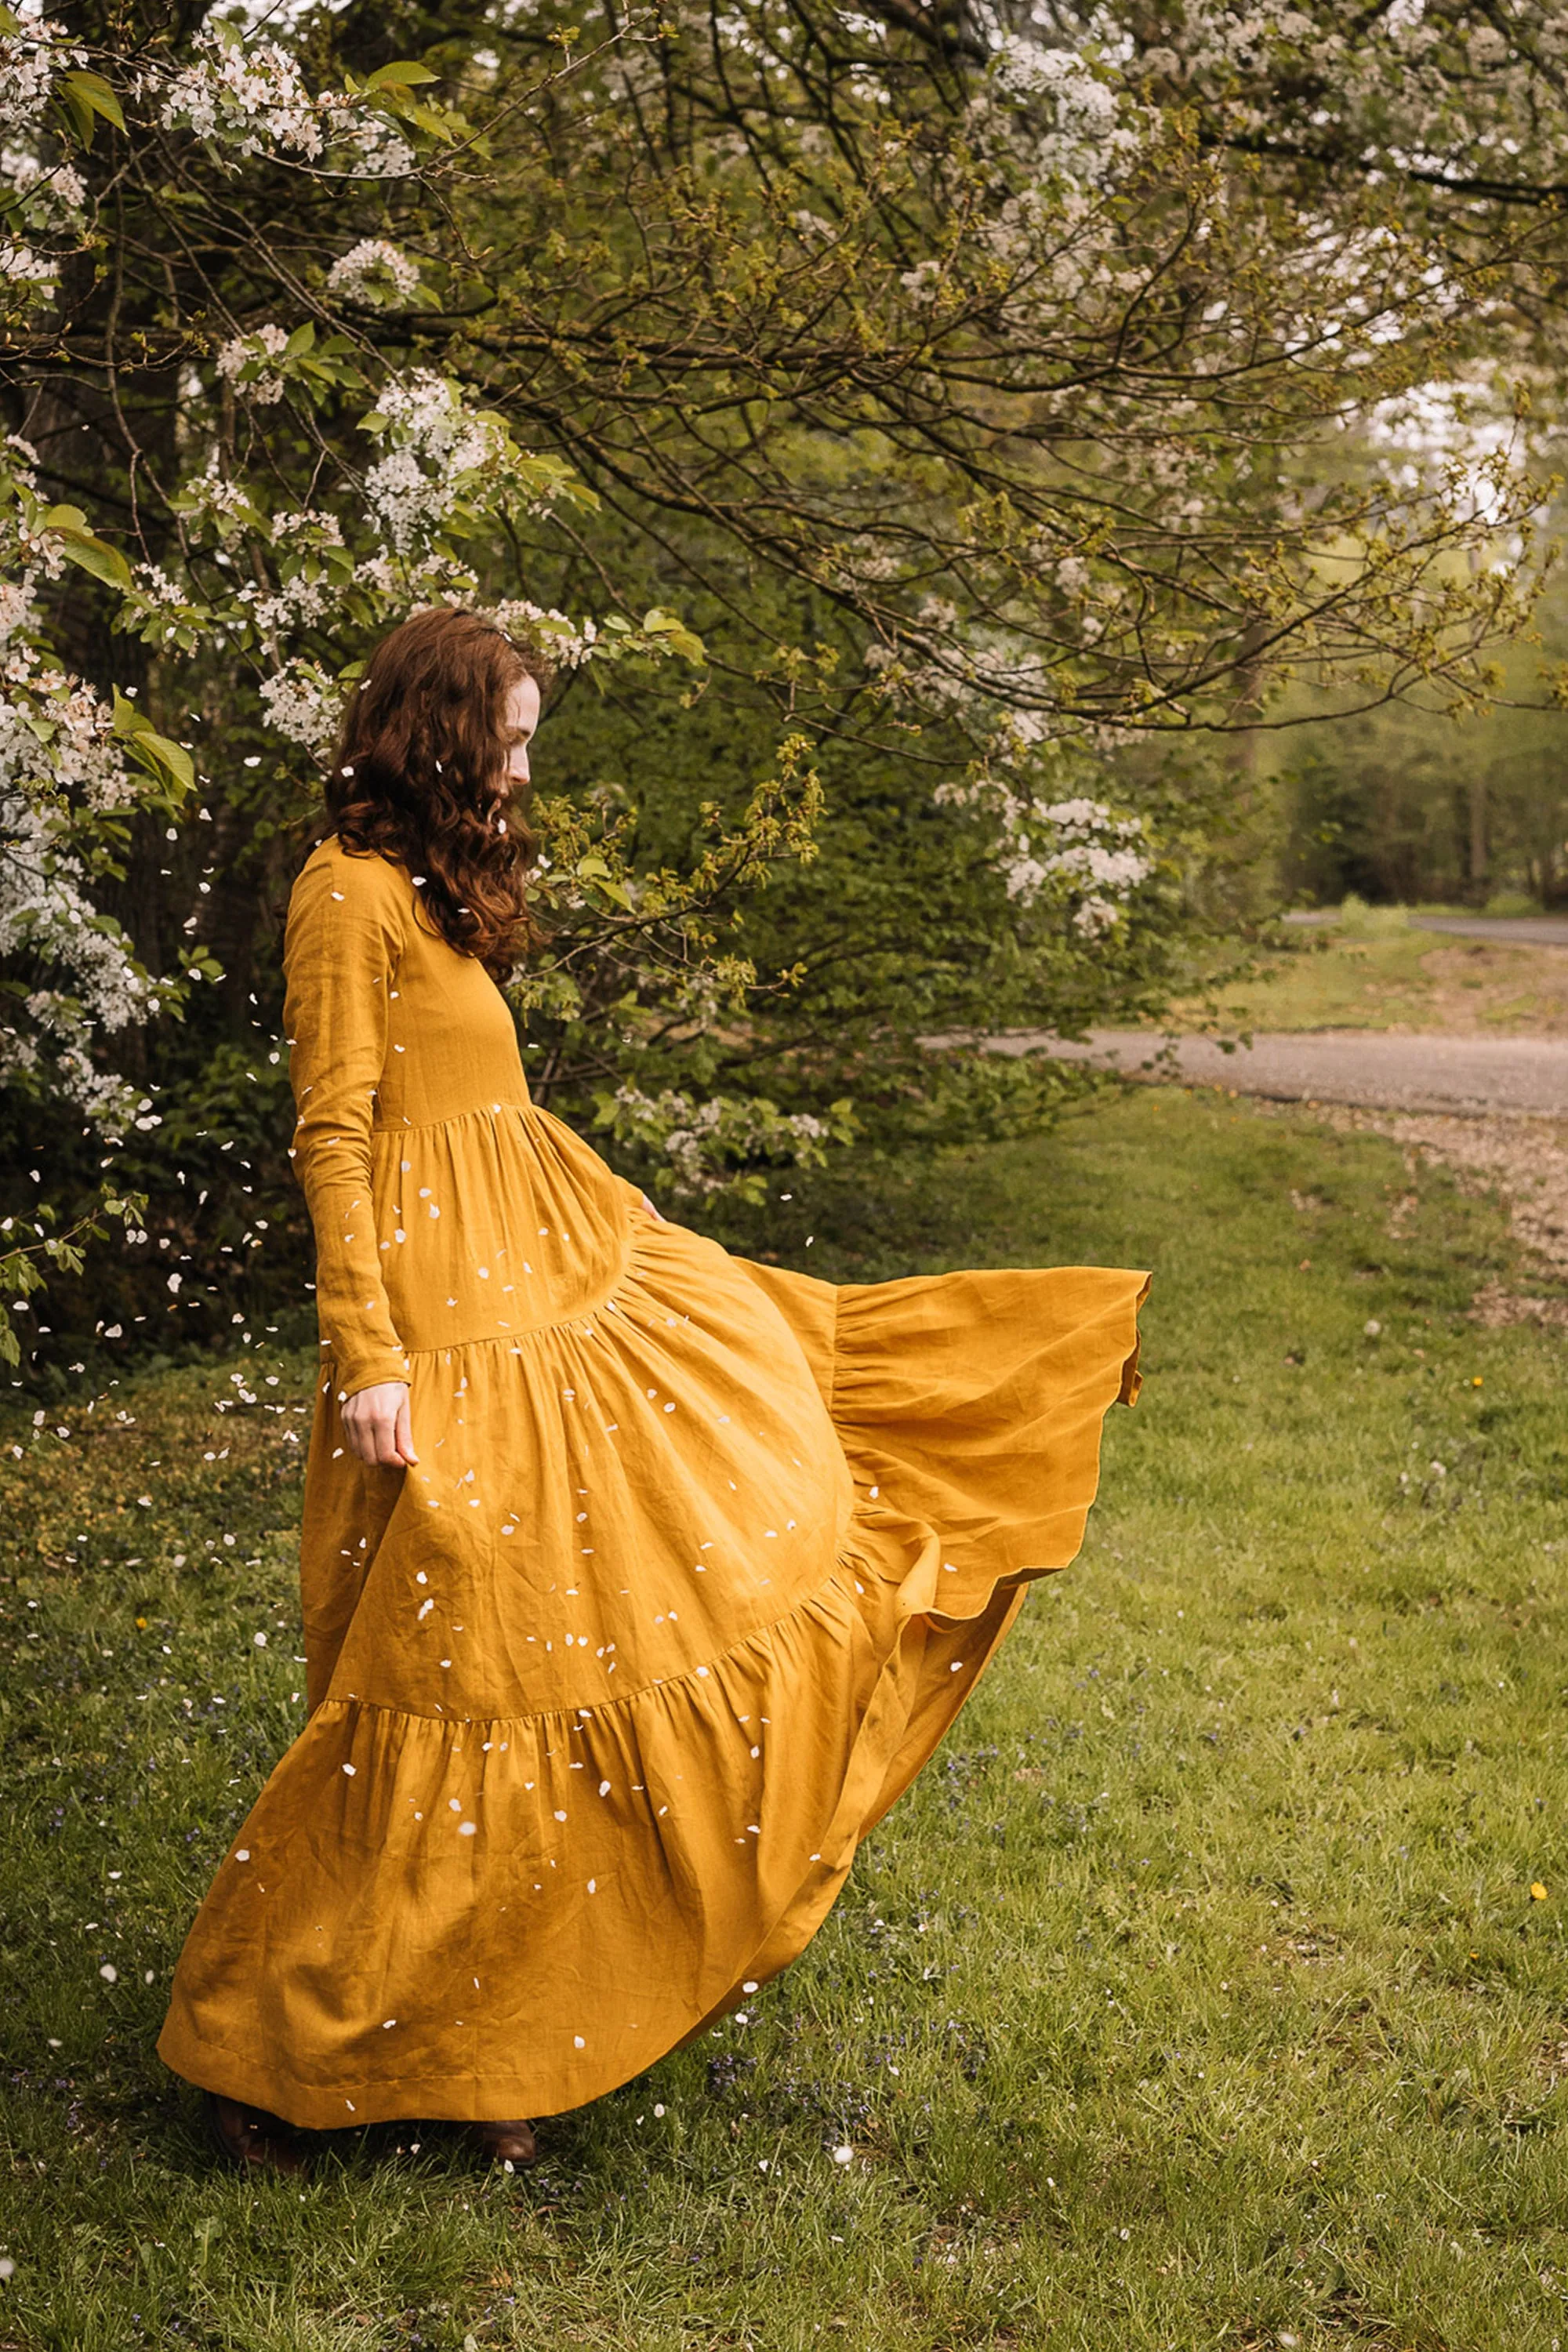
[0,0,1558,1378]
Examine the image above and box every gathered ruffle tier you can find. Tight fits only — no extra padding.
[157,1188,1146,2130]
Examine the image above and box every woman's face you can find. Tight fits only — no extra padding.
[496,673,541,801]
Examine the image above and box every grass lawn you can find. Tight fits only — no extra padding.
[1177,920,1568,1037]
[4,1087,1568,2350]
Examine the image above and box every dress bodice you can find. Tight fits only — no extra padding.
[282,836,642,1395]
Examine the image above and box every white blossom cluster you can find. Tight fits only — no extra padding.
[0,769,164,1138]
[898,256,944,303]
[0,16,75,137]
[326,238,421,306]
[0,664,136,811]
[235,566,337,641]
[1130,6,1319,87]
[216,323,292,405]
[129,561,193,646]
[609,1085,831,1196]
[0,143,86,292]
[0,591,139,819]
[158,27,414,176]
[0,426,177,1135]
[1,146,84,226]
[0,234,53,285]
[492,599,601,668]
[222,509,361,647]
[170,450,256,545]
[361,371,514,553]
[939,778,1151,937]
[985,36,1140,183]
[0,92,87,297]
[259,662,342,757]
[1117,2,1568,172]
[1365,377,1524,524]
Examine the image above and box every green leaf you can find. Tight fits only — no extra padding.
[638,608,707,662]
[110,686,156,739]
[58,69,124,132]
[376,90,459,142]
[366,60,441,89]
[47,516,132,592]
[54,87,96,148]
[110,691,195,793]
[53,69,125,149]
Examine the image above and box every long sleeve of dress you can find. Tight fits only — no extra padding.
[282,848,412,1400]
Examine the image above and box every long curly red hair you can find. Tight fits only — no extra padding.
[308,607,553,980]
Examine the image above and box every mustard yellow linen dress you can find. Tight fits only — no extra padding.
[156,835,1149,2130]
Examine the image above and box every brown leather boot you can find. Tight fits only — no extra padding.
[466,2117,538,2165]
[202,2089,311,2176]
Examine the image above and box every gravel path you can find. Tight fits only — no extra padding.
[1002,1028,1568,1117]
[1284,910,1568,947]
[1410,913,1568,948]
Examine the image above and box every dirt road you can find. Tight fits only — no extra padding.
[1410,913,1568,949]
[1004,1028,1568,1118]
[1286,909,1568,949]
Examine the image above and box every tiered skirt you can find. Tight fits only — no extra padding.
[158,1208,1147,2128]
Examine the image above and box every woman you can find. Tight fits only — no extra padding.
[157,605,1149,2174]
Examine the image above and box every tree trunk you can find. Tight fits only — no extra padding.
[1468,773,1488,902]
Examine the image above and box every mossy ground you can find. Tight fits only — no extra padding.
[3,1087,1566,2350]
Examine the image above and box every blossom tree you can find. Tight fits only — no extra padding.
[0,5,806,1367]
[0,0,1558,1374]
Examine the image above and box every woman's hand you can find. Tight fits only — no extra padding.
[341,1380,419,1468]
[641,1192,666,1222]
